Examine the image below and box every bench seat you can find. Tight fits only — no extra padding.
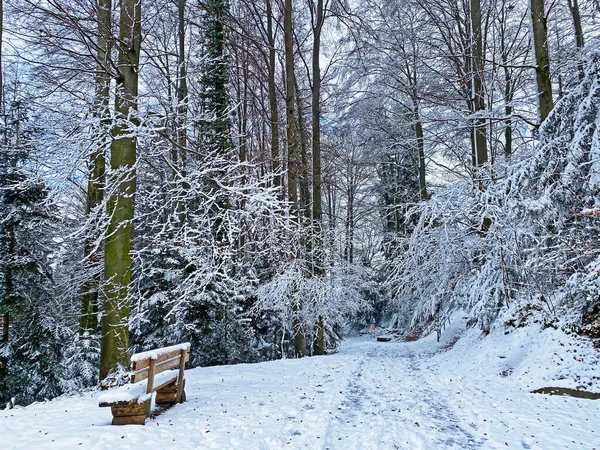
[98,369,179,407]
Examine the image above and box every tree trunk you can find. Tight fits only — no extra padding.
[267,0,281,191]
[0,0,3,115]
[567,0,584,51]
[284,0,298,216]
[311,0,326,356]
[0,228,12,384]
[201,0,231,154]
[284,0,307,358]
[504,78,513,157]
[567,0,585,80]
[470,0,487,167]
[100,0,141,382]
[0,0,6,384]
[176,0,188,227]
[413,103,428,200]
[80,0,111,338]
[201,0,232,261]
[311,0,324,261]
[314,316,325,356]
[295,75,310,222]
[500,7,513,158]
[235,37,248,164]
[344,183,354,263]
[234,36,249,253]
[530,0,554,123]
[0,312,7,382]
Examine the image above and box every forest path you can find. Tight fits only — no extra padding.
[320,330,483,449]
[2,318,600,449]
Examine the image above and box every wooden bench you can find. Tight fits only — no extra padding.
[98,342,191,425]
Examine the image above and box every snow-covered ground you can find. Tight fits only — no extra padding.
[2,317,600,449]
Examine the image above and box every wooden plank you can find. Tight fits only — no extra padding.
[152,371,179,393]
[100,395,147,408]
[176,349,186,403]
[155,352,189,375]
[99,377,150,406]
[156,378,186,405]
[110,398,151,418]
[100,400,133,408]
[155,380,177,405]
[102,372,178,407]
[155,392,178,405]
[131,343,190,363]
[131,347,190,371]
[146,358,156,394]
[129,368,147,384]
[112,415,147,426]
[131,353,189,383]
[156,380,177,393]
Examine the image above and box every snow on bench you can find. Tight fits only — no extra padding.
[98,370,180,406]
[98,343,191,425]
[130,342,191,363]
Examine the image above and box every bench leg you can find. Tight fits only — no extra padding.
[178,378,186,403]
[155,379,186,405]
[110,398,151,425]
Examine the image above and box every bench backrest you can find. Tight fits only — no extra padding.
[130,343,191,394]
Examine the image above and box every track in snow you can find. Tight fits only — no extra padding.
[3,321,600,449]
[322,339,485,450]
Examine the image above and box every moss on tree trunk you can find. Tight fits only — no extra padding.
[100,0,141,382]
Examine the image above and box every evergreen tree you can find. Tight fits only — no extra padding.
[198,0,233,261]
[200,0,232,154]
[0,100,61,405]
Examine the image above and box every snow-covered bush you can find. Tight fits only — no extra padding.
[386,48,600,332]
[255,259,369,355]
[129,119,289,366]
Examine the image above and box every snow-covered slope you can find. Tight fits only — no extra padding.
[2,318,599,449]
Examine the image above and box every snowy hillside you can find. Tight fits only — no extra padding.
[2,318,599,449]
